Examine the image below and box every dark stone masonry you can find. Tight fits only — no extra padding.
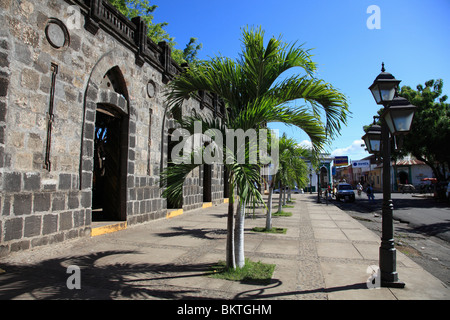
[0,0,226,257]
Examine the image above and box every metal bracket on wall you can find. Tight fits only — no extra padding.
[44,62,58,171]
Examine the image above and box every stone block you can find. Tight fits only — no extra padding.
[23,172,40,191]
[3,171,20,192]
[0,51,8,68]
[51,193,65,211]
[13,193,32,215]
[0,101,6,122]
[58,173,71,190]
[80,191,91,208]
[4,217,23,241]
[0,73,8,97]
[21,68,40,90]
[68,192,79,209]
[10,240,30,252]
[42,214,58,235]
[24,215,41,237]
[34,193,50,212]
[2,195,11,216]
[14,41,32,65]
[59,211,73,231]
[16,152,33,170]
[73,210,85,227]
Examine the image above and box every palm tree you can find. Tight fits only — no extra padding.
[162,26,349,269]
[267,134,308,229]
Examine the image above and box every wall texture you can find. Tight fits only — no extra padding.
[0,0,225,256]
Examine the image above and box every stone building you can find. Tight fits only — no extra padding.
[0,0,225,256]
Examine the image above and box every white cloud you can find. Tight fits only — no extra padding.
[330,140,369,160]
[296,139,369,161]
[298,140,312,149]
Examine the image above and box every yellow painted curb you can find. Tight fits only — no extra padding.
[91,222,127,237]
[166,208,183,219]
[202,202,212,209]
[223,198,229,203]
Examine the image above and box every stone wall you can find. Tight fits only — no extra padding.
[0,0,225,256]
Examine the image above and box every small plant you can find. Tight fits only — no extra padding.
[210,259,275,284]
[273,210,292,217]
[251,227,287,234]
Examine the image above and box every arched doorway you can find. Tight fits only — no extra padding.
[82,65,130,223]
[92,104,127,221]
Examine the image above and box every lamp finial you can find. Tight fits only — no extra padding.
[381,62,385,72]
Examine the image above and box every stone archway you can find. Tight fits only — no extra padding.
[80,52,133,224]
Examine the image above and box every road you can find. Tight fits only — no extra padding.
[328,192,450,287]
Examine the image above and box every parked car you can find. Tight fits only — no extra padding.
[274,186,304,194]
[335,183,355,202]
[291,187,304,194]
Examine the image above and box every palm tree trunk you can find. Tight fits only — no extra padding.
[266,184,273,230]
[278,182,283,214]
[234,199,246,268]
[226,180,236,270]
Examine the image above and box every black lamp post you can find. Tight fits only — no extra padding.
[362,124,382,155]
[309,168,312,194]
[316,169,320,203]
[366,63,416,288]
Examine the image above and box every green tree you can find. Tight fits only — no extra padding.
[399,80,449,182]
[363,79,449,198]
[266,134,308,230]
[162,27,349,269]
[107,0,202,64]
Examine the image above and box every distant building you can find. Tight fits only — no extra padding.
[304,154,333,192]
[365,155,434,192]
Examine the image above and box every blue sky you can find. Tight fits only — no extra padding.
[151,0,450,162]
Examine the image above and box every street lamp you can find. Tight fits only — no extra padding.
[367,63,416,288]
[361,124,382,154]
[369,62,401,106]
[382,96,417,135]
[309,168,312,194]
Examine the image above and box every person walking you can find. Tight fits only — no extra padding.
[357,182,363,197]
[366,184,375,201]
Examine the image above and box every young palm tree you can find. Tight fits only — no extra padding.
[267,134,308,230]
[162,27,349,269]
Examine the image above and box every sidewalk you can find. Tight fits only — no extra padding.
[0,194,448,300]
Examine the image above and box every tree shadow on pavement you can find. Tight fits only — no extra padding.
[0,250,217,300]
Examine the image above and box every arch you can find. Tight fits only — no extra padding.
[80,51,133,223]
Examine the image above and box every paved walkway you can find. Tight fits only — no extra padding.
[0,194,449,300]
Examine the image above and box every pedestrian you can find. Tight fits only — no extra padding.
[366,184,374,201]
[357,182,363,197]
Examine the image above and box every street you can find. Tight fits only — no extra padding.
[329,192,450,287]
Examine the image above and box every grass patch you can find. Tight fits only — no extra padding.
[210,259,275,284]
[272,210,292,217]
[282,205,294,208]
[251,227,287,234]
